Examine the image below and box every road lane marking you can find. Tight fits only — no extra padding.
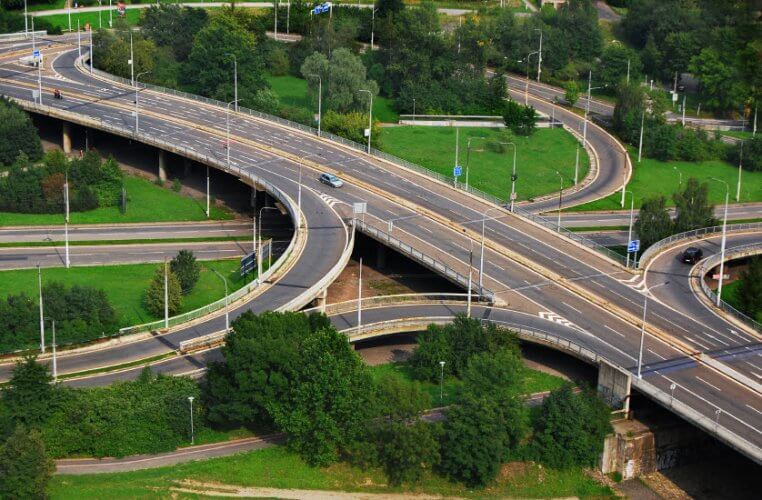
[603,325,625,338]
[696,376,722,392]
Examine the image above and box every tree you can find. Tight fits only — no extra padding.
[272,327,375,466]
[634,196,673,250]
[182,14,268,104]
[377,0,404,18]
[144,265,182,317]
[378,422,440,486]
[2,357,54,428]
[439,393,526,488]
[598,44,642,89]
[531,385,612,469]
[502,101,537,136]
[564,80,580,107]
[737,257,762,323]
[141,4,209,61]
[321,110,380,147]
[0,98,43,166]
[689,48,745,114]
[462,348,525,398]
[0,426,54,500]
[170,250,201,294]
[302,48,378,114]
[673,177,717,233]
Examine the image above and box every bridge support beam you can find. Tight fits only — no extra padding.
[62,122,72,154]
[158,150,168,182]
[377,245,387,270]
[313,288,327,312]
[597,360,631,416]
[183,158,192,177]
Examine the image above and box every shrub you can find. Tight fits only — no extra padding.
[144,266,183,317]
[171,178,182,192]
[170,250,201,294]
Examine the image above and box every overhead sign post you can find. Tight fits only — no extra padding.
[353,201,367,224]
[240,251,257,277]
[453,165,462,187]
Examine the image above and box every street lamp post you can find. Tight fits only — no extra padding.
[506,142,517,211]
[226,54,238,112]
[711,178,729,307]
[624,190,634,268]
[464,136,486,190]
[370,8,377,51]
[226,99,242,171]
[257,206,279,279]
[38,264,45,353]
[358,89,373,154]
[188,396,195,445]
[554,171,563,232]
[134,70,151,135]
[637,109,645,163]
[307,74,322,136]
[63,178,70,267]
[736,141,743,202]
[521,51,539,106]
[163,259,169,330]
[534,28,542,83]
[479,207,503,292]
[467,238,473,317]
[439,361,445,401]
[211,269,229,331]
[357,257,363,331]
[24,0,28,35]
[637,281,669,378]
[129,31,134,87]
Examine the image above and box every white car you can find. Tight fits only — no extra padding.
[319,172,344,188]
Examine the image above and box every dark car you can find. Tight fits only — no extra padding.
[681,247,703,264]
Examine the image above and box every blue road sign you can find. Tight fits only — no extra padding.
[453,165,462,177]
[627,240,640,253]
[32,49,40,58]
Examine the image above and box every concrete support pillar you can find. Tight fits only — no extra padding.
[62,122,72,154]
[313,288,328,313]
[377,244,387,270]
[183,158,192,177]
[158,150,168,182]
[597,361,632,416]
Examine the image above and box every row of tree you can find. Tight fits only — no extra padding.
[0,148,123,214]
[205,312,612,487]
[0,281,118,352]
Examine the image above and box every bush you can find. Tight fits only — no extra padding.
[0,425,54,500]
[171,178,182,192]
[322,110,381,147]
[0,97,42,166]
[144,266,183,317]
[502,101,537,136]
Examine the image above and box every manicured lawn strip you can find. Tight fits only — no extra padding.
[377,126,589,202]
[36,8,141,30]
[568,225,628,232]
[721,130,754,140]
[368,361,568,407]
[567,148,762,211]
[49,445,614,499]
[717,280,760,322]
[266,74,400,123]
[0,175,232,226]
[0,236,250,248]
[0,258,252,330]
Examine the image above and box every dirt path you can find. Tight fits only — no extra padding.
[172,480,460,499]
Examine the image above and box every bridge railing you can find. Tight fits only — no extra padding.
[8,100,310,347]
[696,242,762,333]
[303,292,475,316]
[639,222,762,269]
[354,220,496,303]
[83,61,626,265]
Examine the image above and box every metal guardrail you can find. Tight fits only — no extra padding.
[0,31,47,42]
[697,243,762,333]
[7,100,306,345]
[84,61,623,265]
[355,220,496,303]
[639,222,762,269]
[303,292,477,316]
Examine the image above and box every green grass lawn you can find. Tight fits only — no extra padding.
[721,130,755,140]
[368,361,567,407]
[0,175,231,226]
[48,444,613,499]
[377,126,589,202]
[568,148,762,211]
[0,258,252,332]
[36,8,141,31]
[719,279,761,322]
[267,74,400,123]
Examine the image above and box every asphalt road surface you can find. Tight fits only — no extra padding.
[0,40,760,462]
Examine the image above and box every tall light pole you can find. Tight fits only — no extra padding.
[736,141,743,202]
[211,268,229,331]
[206,165,210,218]
[370,8,377,51]
[68,5,72,32]
[188,396,195,445]
[50,319,57,382]
[307,73,322,136]
[624,190,635,268]
[90,25,94,73]
[24,0,28,35]
[357,257,363,331]
[637,281,669,378]
[164,259,169,329]
[637,108,645,163]
[521,51,538,106]
[128,31,135,86]
[226,98,242,171]
[258,206,279,279]
[358,89,373,154]
[36,48,42,105]
[554,170,563,232]
[464,136,486,190]
[77,20,81,57]
[479,207,502,292]
[439,360,445,401]
[226,53,238,112]
[274,0,279,40]
[134,70,151,135]
[63,178,70,268]
[534,28,542,83]
[109,0,113,27]
[506,142,517,212]
[467,238,473,317]
[38,265,45,354]
[711,178,729,307]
